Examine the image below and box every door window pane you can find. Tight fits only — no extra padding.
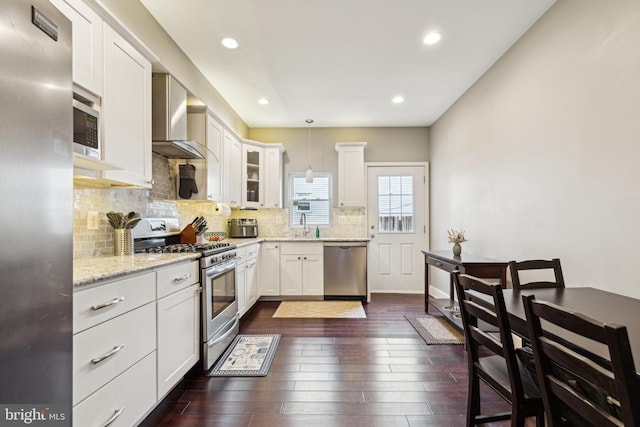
[378,175,414,233]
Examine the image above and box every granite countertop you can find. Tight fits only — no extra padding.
[226,237,369,245]
[73,253,200,288]
[74,237,368,287]
[264,237,370,242]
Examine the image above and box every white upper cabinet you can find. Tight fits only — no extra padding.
[185,106,223,201]
[206,114,224,201]
[102,24,152,188]
[335,142,367,207]
[241,143,264,208]
[263,145,285,208]
[223,130,242,206]
[241,140,285,209]
[50,0,103,96]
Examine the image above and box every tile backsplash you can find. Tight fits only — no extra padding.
[73,188,367,258]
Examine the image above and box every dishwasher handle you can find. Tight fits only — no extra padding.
[323,241,367,248]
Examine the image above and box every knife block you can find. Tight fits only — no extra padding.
[180,225,197,244]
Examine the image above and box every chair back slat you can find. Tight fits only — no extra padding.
[523,295,640,427]
[548,378,624,427]
[509,258,565,290]
[539,338,616,393]
[469,327,503,356]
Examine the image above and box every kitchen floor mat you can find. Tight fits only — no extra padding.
[272,300,366,318]
[208,334,280,377]
[405,315,464,345]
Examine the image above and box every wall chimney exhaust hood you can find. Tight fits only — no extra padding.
[151,73,205,159]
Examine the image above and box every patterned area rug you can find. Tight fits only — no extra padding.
[208,334,280,376]
[405,315,464,345]
[272,300,367,318]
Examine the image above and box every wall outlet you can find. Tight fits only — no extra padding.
[87,210,99,230]
[275,216,283,224]
[339,216,346,225]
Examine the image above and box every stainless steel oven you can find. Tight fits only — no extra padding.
[132,218,240,371]
[201,248,239,370]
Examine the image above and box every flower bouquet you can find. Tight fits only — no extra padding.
[448,229,466,256]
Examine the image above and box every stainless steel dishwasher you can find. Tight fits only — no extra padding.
[323,242,367,299]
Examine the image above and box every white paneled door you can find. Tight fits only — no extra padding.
[367,164,428,293]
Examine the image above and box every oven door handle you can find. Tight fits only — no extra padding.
[206,259,237,277]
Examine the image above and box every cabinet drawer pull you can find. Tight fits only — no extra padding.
[172,273,192,283]
[91,344,125,365]
[102,406,125,427]
[91,297,124,311]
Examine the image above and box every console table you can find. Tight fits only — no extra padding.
[421,250,508,313]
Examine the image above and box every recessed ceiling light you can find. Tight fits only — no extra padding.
[221,37,239,49]
[423,32,441,45]
[392,96,404,104]
[257,98,269,105]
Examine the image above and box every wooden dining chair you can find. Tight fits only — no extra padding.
[522,294,640,427]
[453,272,544,427]
[508,258,565,290]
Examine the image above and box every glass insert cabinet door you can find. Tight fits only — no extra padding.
[377,175,414,233]
[245,148,260,203]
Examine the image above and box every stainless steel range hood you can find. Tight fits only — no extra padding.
[152,73,205,159]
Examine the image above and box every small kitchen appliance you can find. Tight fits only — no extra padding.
[228,218,258,238]
[73,99,100,158]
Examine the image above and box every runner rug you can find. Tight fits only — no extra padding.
[208,334,280,376]
[272,300,366,318]
[405,315,464,345]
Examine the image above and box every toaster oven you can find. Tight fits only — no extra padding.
[228,218,258,238]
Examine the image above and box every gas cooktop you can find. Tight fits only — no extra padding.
[145,242,234,255]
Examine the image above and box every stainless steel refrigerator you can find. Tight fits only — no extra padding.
[0,0,73,423]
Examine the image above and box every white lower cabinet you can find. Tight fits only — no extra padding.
[157,283,200,398]
[157,261,200,398]
[73,352,156,427]
[236,244,259,316]
[279,242,324,296]
[73,302,156,405]
[258,242,280,296]
[73,260,201,426]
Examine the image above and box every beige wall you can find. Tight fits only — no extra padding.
[249,127,429,206]
[94,0,248,137]
[429,0,640,298]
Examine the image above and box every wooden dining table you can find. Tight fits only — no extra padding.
[495,287,640,372]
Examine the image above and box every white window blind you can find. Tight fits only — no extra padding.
[378,175,414,233]
[289,174,331,226]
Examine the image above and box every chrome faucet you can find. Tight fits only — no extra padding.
[299,213,310,237]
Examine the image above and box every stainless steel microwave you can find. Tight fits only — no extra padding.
[72,100,100,159]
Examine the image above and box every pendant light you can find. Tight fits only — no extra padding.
[305,119,314,183]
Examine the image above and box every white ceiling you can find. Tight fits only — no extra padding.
[140,0,555,128]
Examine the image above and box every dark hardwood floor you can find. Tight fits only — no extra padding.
[141,294,532,427]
